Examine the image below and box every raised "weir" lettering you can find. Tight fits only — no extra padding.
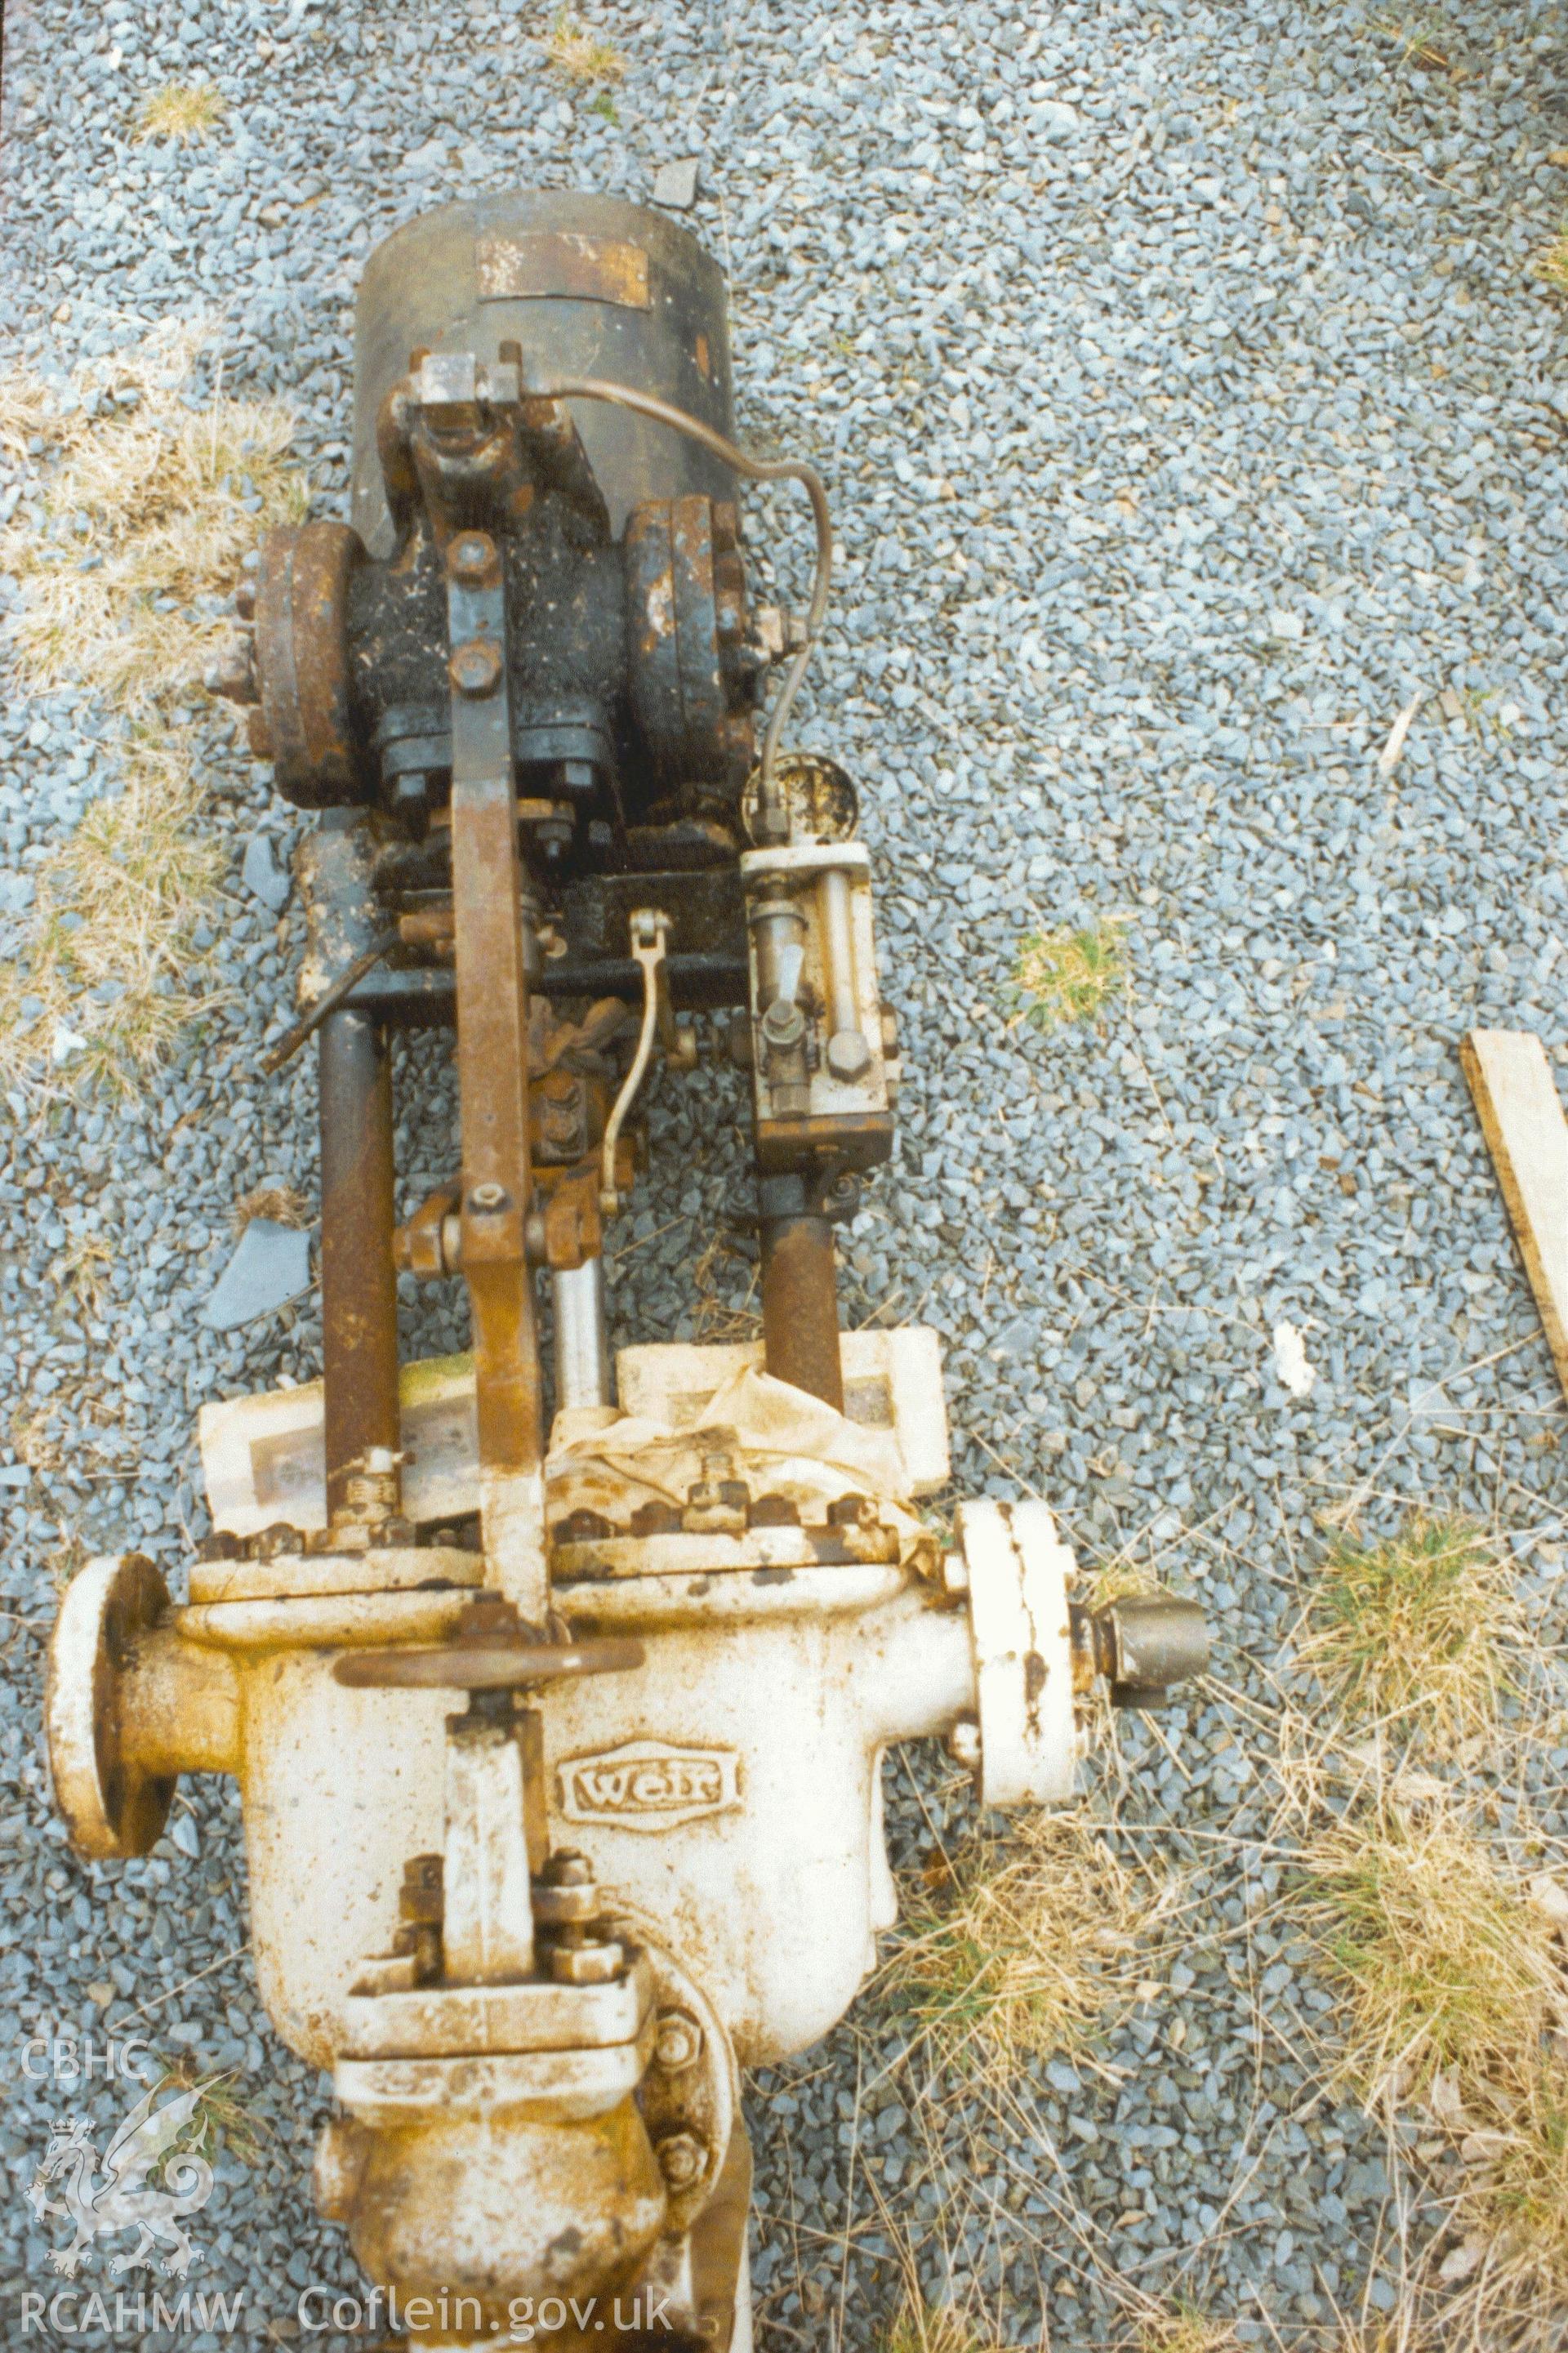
[556,1738,741,1833]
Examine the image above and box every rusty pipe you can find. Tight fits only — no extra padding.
[318,1007,401,1526]
[758,1186,843,1412]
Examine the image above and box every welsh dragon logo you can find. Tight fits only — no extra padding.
[27,2079,216,2279]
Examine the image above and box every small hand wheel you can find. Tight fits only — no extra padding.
[332,1594,643,1690]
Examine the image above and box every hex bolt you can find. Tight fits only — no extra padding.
[653,2008,704,2074]
[541,1848,594,1888]
[468,1181,508,1212]
[826,1029,871,1083]
[448,531,496,584]
[655,2131,708,2191]
[449,639,503,697]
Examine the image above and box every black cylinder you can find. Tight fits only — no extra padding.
[318,1008,400,1523]
[351,190,737,554]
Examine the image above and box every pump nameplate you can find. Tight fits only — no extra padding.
[556,1738,740,1832]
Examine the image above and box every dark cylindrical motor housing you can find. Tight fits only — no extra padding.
[351,190,739,553]
[253,192,759,844]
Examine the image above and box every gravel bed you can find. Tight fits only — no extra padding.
[3,0,1568,2346]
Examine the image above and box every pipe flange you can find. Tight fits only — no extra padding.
[47,1554,176,1861]
[740,751,859,847]
[625,494,755,790]
[254,519,369,806]
[953,1499,1078,1808]
[617,1928,737,2237]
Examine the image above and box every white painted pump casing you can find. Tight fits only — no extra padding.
[48,1497,1080,2079]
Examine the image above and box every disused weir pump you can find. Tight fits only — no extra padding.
[45,194,1206,2349]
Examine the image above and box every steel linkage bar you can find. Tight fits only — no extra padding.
[445,524,548,1618]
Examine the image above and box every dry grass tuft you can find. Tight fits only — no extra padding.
[1135,2302,1237,2353]
[1284,1715,1568,2344]
[886,1812,1175,2070]
[1085,1550,1163,1609]
[545,10,626,85]
[133,83,226,145]
[234,1183,310,1232]
[1536,226,1568,298]
[1368,11,1460,77]
[1448,2060,1568,2321]
[866,2204,1022,2353]
[688,1229,762,1344]
[0,734,232,1098]
[11,1403,67,1478]
[1300,1800,1559,2106]
[1,323,302,714]
[156,2054,270,2168]
[1007,917,1129,1030]
[54,1229,113,1317]
[0,319,302,1099]
[1300,1512,1517,1753]
[882,2305,1004,2353]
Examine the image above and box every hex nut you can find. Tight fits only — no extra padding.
[549,1941,624,1986]
[760,999,806,1052]
[541,1847,594,1887]
[653,2008,704,2074]
[655,2131,707,2190]
[449,639,503,697]
[448,531,497,584]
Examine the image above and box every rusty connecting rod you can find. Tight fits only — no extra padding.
[756,1175,844,1413]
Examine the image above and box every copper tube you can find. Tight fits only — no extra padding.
[528,374,831,841]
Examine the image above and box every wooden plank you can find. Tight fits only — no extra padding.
[1460,1028,1568,1400]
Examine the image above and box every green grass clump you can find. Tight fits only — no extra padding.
[1007,918,1128,1030]
[885,1815,1169,2072]
[1303,1806,1555,2098]
[1303,1512,1516,1751]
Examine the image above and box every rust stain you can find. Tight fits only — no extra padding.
[1022,1648,1047,1741]
[475,231,651,310]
